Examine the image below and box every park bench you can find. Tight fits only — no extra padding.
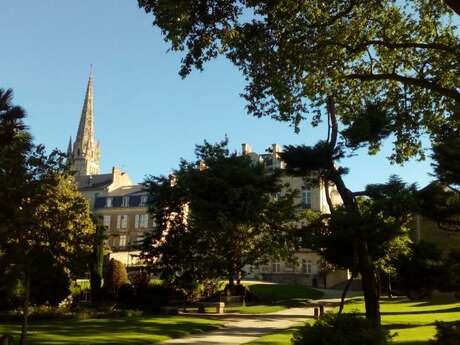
[197,301,225,314]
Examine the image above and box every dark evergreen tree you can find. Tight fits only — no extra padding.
[142,139,300,289]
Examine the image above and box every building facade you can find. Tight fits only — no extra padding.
[241,143,347,288]
[68,72,153,264]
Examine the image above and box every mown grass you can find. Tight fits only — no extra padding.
[343,296,460,344]
[0,315,222,345]
[247,295,460,344]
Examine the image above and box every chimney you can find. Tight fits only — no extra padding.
[242,143,252,155]
[272,144,282,159]
[199,160,207,171]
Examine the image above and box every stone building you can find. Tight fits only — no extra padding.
[241,143,348,288]
[68,72,152,265]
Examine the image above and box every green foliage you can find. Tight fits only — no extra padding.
[304,176,415,272]
[417,182,460,232]
[341,103,392,154]
[432,135,460,189]
[138,0,460,163]
[143,138,300,287]
[441,249,460,292]
[291,313,391,345]
[29,252,71,306]
[395,241,445,298]
[430,321,460,345]
[103,259,129,295]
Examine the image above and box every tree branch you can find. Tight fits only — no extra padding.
[444,0,460,16]
[343,73,460,101]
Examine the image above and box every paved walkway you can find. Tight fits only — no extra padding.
[157,307,314,344]
[157,288,363,345]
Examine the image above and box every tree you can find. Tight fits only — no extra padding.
[90,217,106,302]
[138,0,459,162]
[303,176,415,311]
[137,0,459,325]
[395,241,445,299]
[0,89,95,345]
[103,258,129,296]
[142,139,300,290]
[432,135,460,191]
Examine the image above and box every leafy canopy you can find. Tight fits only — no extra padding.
[139,0,460,163]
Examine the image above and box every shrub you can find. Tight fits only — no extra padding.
[118,283,136,307]
[136,284,186,311]
[291,313,391,345]
[429,321,460,345]
[103,259,128,295]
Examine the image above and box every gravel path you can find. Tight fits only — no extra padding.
[156,288,363,344]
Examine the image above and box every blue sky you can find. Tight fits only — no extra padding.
[0,1,446,190]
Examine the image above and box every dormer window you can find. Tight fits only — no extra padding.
[140,195,148,207]
[106,197,113,208]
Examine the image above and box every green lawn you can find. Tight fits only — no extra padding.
[186,283,323,314]
[343,296,460,345]
[247,296,460,345]
[0,315,222,345]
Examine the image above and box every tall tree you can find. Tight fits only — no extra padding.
[0,89,95,345]
[138,0,459,162]
[137,0,459,325]
[142,139,300,289]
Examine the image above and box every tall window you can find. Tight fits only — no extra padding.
[140,195,148,207]
[119,235,127,248]
[302,259,312,274]
[122,196,129,207]
[301,190,312,209]
[272,262,281,273]
[135,214,149,228]
[117,215,128,229]
[103,215,111,228]
[140,214,149,228]
[106,197,113,208]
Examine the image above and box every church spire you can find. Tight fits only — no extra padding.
[70,68,100,176]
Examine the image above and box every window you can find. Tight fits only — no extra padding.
[272,262,281,273]
[103,215,111,228]
[122,196,129,207]
[140,195,148,207]
[119,235,127,248]
[301,190,312,209]
[135,214,148,228]
[140,214,149,228]
[106,197,113,208]
[302,259,312,274]
[117,215,128,229]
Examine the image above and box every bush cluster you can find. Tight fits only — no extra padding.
[429,321,460,345]
[291,313,391,345]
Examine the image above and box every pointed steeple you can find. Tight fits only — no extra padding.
[75,68,95,155]
[67,136,72,157]
[70,67,100,176]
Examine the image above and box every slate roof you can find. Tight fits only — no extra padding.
[75,174,113,190]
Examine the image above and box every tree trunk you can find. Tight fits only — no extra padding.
[358,239,381,326]
[325,97,381,325]
[338,272,354,314]
[20,265,31,345]
[387,272,393,299]
[228,272,234,287]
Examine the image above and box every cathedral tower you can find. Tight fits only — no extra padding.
[69,69,100,176]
